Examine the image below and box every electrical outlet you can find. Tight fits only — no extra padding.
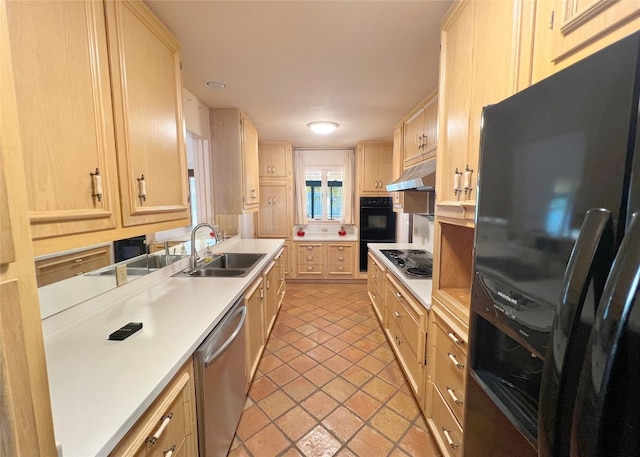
[115,265,128,286]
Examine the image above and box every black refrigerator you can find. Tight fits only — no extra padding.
[465,31,640,457]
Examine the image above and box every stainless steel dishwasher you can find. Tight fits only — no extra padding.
[194,297,246,457]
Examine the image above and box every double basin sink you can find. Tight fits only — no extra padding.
[174,253,265,278]
[89,254,188,277]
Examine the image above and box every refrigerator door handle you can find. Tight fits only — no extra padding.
[539,208,615,457]
[572,211,640,457]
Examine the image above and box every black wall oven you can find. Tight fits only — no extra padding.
[359,197,396,271]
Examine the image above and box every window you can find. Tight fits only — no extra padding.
[305,168,343,221]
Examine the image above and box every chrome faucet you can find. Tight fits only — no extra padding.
[189,223,218,270]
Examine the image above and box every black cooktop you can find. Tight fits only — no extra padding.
[380,249,433,279]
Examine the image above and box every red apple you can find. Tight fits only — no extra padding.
[296,229,305,236]
[338,229,346,236]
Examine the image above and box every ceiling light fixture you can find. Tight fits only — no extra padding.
[205,80,228,89]
[308,121,339,134]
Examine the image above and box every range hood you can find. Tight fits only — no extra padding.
[386,158,436,192]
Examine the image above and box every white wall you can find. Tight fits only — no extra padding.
[412,214,434,252]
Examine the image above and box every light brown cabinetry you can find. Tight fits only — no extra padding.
[257,183,292,238]
[384,273,427,399]
[403,89,439,169]
[258,141,292,180]
[110,359,198,457]
[244,277,265,389]
[6,0,190,255]
[357,141,393,195]
[391,124,405,212]
[294,241,357,279]
[1,9,57,450]
[6,0,120,241]
[296,243,325,277]
[367,253,386,322]
[436,0,533,220]
[210,108,260,214]
[263,260,279,337]
[106,0,190,228]
[34,245,111,287]
[533,0,640,82]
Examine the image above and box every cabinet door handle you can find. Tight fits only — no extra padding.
[271,165,275,174]
[394,311,400,318]
[137,174,147,202]
[266,279,270,289]
[272,196,276,204]
[447,352,464,369]
[145,413,173,448]
[442,428,458,449]
[90,168,102,202]
[250,189,257,199]
[447,332,463,345]
[268,196,272,204]
[163,445,176,457]
[446,386,463,405]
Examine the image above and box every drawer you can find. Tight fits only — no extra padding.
[430,386,463,457]
[297,264,324,275]
[436,318,467,358]
[327,264,353,275]
[433,336,466,425]
[110,361,195,457]
[386,276,425,357]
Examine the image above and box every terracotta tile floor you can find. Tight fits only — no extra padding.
[228,283,442,457]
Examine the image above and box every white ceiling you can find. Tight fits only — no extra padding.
[145,1,453,148]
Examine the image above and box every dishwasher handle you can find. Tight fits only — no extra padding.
[203,304,247,367]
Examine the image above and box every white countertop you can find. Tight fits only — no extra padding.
[292,232,358,242]
[367,243,433,310]
[42,238,284,457]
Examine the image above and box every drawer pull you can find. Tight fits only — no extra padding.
[447,352,464,369]
[442,428,459,449]
[446,386,463,405]
[371,274,377,279]
[306,266,314,271]
[307,246,313,250]
[146,412,173,448]
[337,256,344,261]
[338,246,344,251]
[337,267,344,271]
[395,292,402,298]
[307,256,314,261]
[74,258,84,263]
[164,445,176,457]
[447,332,463,345]
[394,311,400,318]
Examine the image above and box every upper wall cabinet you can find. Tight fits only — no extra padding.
[403,89,439,169]
[105,0,190,227]
[533,0,640,82]
[357,141,393,195]
[436,0,534,222]
[6,0,190,255]
[7,1,120,240]
[211,108,260,213]
[258,141,292,181]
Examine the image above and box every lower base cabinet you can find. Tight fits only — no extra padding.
[294,241,356,279]
[109,359,197,457]
[244,277,265,390]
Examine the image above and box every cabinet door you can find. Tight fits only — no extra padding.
[106,0,190,227]
[257,184,290,238]
[422,94,439,154]
[259,142,291,180]
[377,143,394,190]
[258,143,272,179]
[7,0,119,240]
[466,0,524,203]
[392,125,405,211]
[244,278,264,388]
[241,114,260,211]
[436,0,475,206]
[360,144,382,193]
[552,0,640,63]
[404,108,426,167]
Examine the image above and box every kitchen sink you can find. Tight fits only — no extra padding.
[202,253,265,270]
[127,254,188,269]
[173,253,265,278]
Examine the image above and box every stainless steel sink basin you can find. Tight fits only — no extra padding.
[127,254,188,269]
[202,253,265,270]
[172,253,265,278]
